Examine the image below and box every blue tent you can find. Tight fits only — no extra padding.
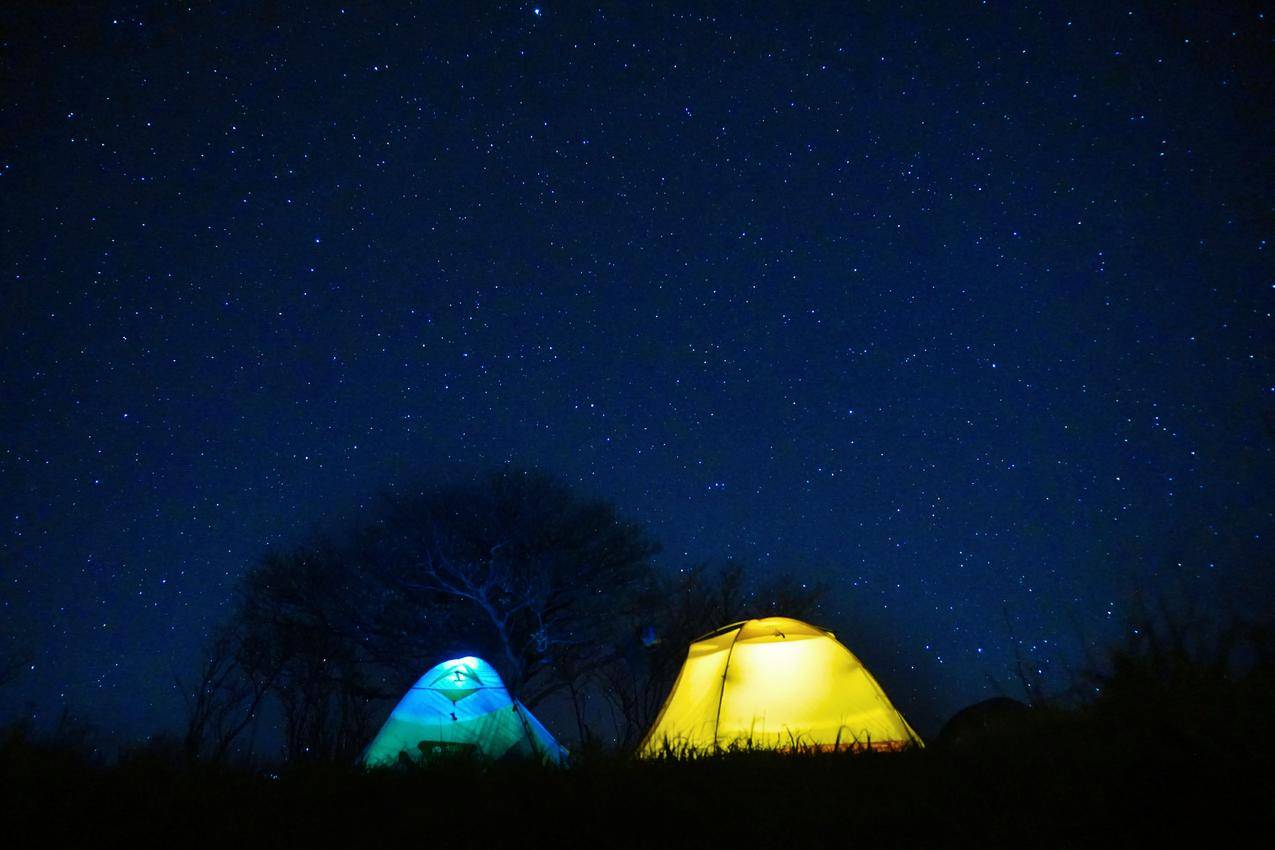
[363,656,567,765]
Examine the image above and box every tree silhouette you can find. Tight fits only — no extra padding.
[365,469,660,705]
[203,469,660,760]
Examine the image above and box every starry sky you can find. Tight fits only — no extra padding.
[2,2,1272,740]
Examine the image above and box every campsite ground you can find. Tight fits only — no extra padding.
[5,619,1273,847]
[3,702,1272,848]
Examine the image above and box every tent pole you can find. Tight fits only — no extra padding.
[711,626,744,753]
[512,699,542,758]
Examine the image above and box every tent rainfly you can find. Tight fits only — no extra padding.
[639,616,922,755]
[362,656,567,766]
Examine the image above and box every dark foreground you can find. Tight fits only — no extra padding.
[8,622,1275,848]
[4,699,1273,849]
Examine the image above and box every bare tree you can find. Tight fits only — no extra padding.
[211,471,657,762]
[368,469,660,705]
[234,546,391,762]
[179,622,278,763]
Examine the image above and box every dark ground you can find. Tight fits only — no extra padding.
[4,682,1272,848]
[6,612,1274,847]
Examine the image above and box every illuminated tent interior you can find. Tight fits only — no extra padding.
[639,616,922,755]
[362,656,568,766]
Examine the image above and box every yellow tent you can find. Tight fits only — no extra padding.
[639,616,922,755]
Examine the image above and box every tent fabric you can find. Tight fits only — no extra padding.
[639,616,922,755]
[363,656,568,766]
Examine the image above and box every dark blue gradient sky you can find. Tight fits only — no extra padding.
[2,2,1271,739]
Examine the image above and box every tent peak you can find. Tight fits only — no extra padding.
[692,615,832,644]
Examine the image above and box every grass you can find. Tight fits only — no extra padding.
[4,615,1274,847]
[3,710,1271,848]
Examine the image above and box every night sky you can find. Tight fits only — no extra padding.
[2,2,1272,741]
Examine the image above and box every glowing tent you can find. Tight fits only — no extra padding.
[363,656,567,766]
[639,616,922,755]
